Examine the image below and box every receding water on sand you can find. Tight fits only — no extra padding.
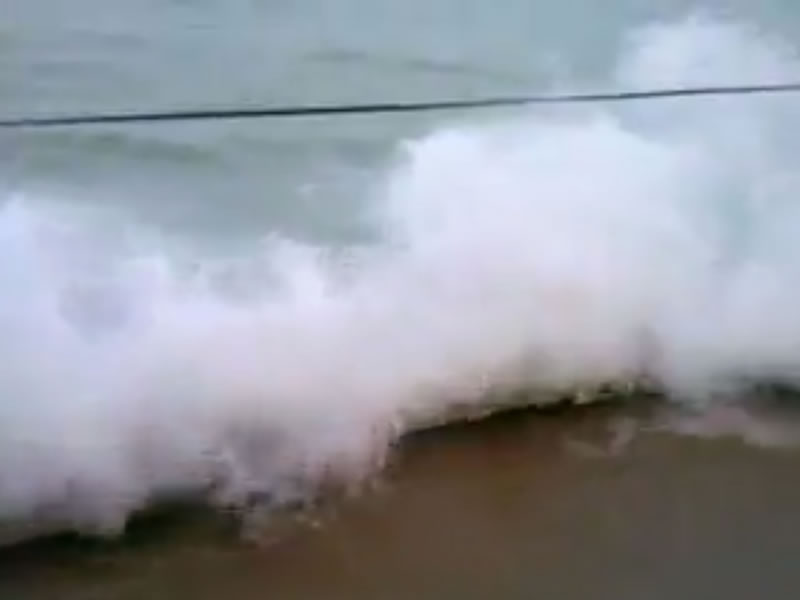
[3,399,800,600]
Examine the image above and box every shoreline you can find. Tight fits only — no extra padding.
[3,397,800,599]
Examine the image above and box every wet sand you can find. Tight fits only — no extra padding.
[2,402,800,600]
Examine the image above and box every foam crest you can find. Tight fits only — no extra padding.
[3,16,800,540]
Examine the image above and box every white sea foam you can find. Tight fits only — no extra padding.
[2,15,800,540]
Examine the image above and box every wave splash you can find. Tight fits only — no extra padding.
[3,15,800,540]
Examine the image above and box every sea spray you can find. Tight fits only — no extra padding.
[2,16,800,542]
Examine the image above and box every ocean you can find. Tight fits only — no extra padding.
[4,1,800,597]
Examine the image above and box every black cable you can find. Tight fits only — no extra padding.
[3,82,800,128]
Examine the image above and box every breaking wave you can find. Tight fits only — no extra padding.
[3,15,800,541]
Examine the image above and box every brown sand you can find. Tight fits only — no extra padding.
[2,403,800,600]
